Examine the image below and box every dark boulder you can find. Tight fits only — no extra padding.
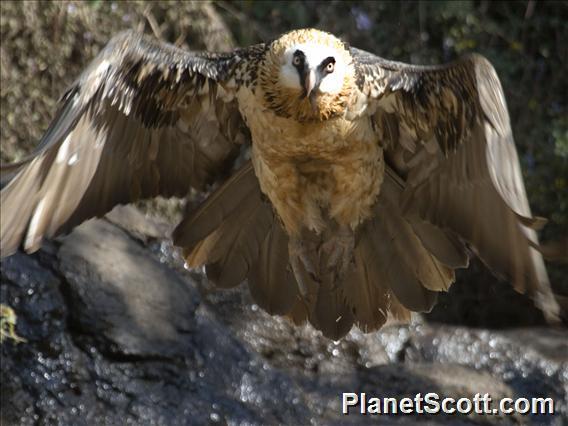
[2,208,566,425]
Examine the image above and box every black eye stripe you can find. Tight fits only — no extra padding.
[320,56,336,68]
[293,50,306,68]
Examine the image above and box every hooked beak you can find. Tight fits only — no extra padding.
[303,69,317,98]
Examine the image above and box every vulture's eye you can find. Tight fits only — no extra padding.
[320,57,336,74]
[292,56,303,67]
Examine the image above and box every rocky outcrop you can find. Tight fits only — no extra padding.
[1,208,566,425]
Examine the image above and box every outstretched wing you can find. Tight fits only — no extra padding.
[352,47,559,321]
[1,31,258,256]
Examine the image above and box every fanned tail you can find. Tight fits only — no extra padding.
[175,162,458,339]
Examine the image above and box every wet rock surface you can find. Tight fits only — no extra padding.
[1,208,567,425]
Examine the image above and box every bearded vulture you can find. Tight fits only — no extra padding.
[0,29,560,339]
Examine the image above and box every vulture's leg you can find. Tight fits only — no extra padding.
[288,237,318,297]
[319,225,355,284]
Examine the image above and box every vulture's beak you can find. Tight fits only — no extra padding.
[304,69,317,98]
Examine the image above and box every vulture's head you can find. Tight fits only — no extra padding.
[261,29,355,122]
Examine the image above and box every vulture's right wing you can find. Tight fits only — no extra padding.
[1,31,259,256]
[352,47,560,321]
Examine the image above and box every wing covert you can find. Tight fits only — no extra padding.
[352,48,560,320]
[1,31,257,256]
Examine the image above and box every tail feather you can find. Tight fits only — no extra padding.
[177,161,454,339]
[312,273,355,341]
[248,220,298,316]
[172,162,258,252]
[343,240,389,333]
[180,174,272,289]
[205,191,272,289]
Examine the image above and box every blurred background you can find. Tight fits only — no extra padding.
[1,2,567,425]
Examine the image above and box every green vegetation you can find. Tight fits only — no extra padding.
[0,304,26,344]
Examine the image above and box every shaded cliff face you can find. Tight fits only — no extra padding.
[2,208,567,425]
[1,2,567,425]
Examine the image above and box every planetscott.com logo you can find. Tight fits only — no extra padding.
[341,392,555,416]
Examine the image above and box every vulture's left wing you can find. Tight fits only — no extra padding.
[1,31,258,257]
[352,47,560,321]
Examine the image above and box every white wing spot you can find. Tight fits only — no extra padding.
[56,133,73,163]
[95,59,111,77]
[67,153,79,166]
[25,198,47,249]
